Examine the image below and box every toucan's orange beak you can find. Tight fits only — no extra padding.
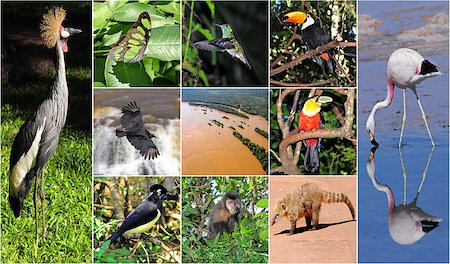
[283,11,307,24]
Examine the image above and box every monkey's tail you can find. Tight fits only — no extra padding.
[322,191,355,220]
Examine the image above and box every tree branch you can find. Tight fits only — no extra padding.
[270,39,356,76]
[270,80,332,87]
[272,89,355,175]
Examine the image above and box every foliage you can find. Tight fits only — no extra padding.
[182,0,268,86]
[94,0,180,87]
[255,127,268,139]
[233,131,268,173]
[182,177,268,263]
[270,1,356,86]
[1,68,92,262]
[270,89,356,175]
[183,89,268,119]
[188,102,249,119]
[93,177,180,263]
[211,119,224,128]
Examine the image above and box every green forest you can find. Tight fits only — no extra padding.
[182,177,268,263]
[188,102,249,119]
[255,127,269,139]
[183,89,268,119]
[233,131,268,173]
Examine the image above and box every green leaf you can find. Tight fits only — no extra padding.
[111,2,174,28]
[156,1,180,15]
[255,198,268,208]
[205,0,215,17]
[143,57,159,81]
[106,0,126,10]
[93,82,106,87]
[104,58,130,87]
[145,25,180,61]
[259,228,268,241]
[114,248,131,255]
[198,28,213,40]
[93,2,113,31]
[103,31,123,47]
[198,70,209,86]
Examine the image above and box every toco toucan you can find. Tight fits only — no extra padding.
[284,11,334,75]
[106,184,173,244]
[298,96,332,173]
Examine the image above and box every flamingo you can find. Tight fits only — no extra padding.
[366,147,441,245]
[366,48,441,147]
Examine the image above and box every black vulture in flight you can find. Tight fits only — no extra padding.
[116,101,160,159]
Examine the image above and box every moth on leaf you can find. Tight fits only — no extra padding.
[108,12,152,63]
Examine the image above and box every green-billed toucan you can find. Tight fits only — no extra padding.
[298,96,332,173]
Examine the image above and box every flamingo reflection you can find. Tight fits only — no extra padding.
[366,146,441,245]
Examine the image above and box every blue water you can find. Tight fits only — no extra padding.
[358,57,449,263]
[358,2,449,262]
[359,1,447,37]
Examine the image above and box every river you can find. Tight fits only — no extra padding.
[182,102,268,175]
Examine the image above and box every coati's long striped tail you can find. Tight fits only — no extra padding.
[321,191,355,220]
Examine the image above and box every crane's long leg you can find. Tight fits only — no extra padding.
[34,177,39,243]
[40,171,46,240]
[413,89,435,146]
[398,89,407,148]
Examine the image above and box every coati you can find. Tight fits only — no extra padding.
[207,191,242,238]
[271,183,355,235]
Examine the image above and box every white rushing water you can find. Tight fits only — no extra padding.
[93,116,180,175]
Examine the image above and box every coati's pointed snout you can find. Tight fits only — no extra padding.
[271,213,280,226]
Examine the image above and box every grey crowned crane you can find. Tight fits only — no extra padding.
[8,7,81,241]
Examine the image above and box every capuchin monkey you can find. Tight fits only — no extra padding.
[207,191,242,238]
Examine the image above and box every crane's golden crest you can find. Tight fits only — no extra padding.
[40,7,66,48]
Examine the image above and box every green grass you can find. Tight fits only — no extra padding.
[1,68,92,262]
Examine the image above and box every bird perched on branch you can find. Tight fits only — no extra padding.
[8,7,81,241]
[116,101,160,159]
[107,184,176,244]
[284,11,334,75]
[366,48,441,147]
[298,96,332,173]
[193,24,251,69]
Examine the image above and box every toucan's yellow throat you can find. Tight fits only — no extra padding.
[283,11,307,24]
[302,99,321,117]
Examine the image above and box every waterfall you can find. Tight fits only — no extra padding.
[93,116,180,175]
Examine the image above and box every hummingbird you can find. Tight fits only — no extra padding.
[193,24,251,69]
